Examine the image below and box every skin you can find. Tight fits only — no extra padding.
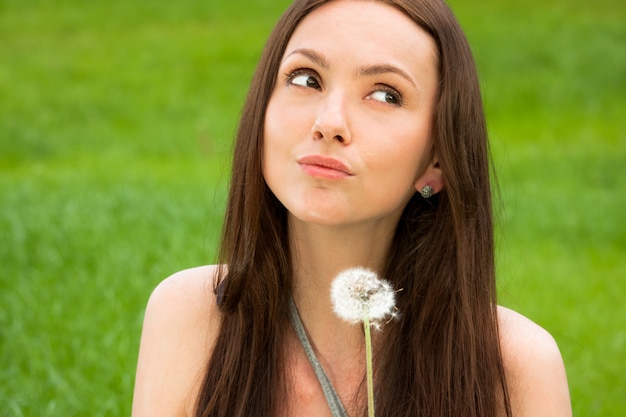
[263,0,442,231]
[132,2,572,416]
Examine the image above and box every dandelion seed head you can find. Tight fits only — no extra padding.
[330,267,397,327]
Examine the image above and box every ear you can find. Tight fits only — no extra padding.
[414,156,444,195]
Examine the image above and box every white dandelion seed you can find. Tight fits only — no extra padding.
[330,267,397,417]
[330,267,396,328]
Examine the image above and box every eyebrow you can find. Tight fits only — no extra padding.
[284,48,418,89]
[284,48,330,69]
[357,64,417,89]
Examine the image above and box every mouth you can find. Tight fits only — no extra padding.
[297,155,354,179]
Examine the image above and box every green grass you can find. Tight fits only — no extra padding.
[1,0,624,415]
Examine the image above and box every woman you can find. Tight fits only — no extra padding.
[132,1,572,416]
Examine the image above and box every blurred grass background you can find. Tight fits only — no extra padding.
[0,0,624,415]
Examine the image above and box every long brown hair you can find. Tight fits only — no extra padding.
[195,0,511,416]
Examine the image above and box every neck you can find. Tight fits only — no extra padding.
[291,216,396,275]
[288,216,397,358]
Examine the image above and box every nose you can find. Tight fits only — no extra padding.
[311,90,351,144]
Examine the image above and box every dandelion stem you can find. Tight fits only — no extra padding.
[364,317,375,417]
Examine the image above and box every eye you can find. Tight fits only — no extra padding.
[368,87,403,106]
[287,69,321,90]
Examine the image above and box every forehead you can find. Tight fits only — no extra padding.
[284,1,438,72]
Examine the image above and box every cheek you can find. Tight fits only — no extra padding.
[263,100,285,166]
[366,127,433,181]
[265,90,312,133]
[262,98,297,192]
[264,99,305,158]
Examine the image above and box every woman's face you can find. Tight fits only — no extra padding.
[263,0,440,228]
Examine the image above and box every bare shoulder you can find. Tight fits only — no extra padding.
[132,265,223,417]
[497,306,572,417]
[147,265,221,315]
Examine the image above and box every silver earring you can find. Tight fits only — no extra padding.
[420,185,433,199]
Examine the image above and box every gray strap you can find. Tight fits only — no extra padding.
[288,296,349,417]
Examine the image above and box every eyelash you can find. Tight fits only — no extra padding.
[284,68,404,107]
[285,68,321,89]
[371,84,404,106]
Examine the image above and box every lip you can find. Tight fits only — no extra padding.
[297,155,354,179]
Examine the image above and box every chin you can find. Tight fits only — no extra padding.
[287,208,352,227]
